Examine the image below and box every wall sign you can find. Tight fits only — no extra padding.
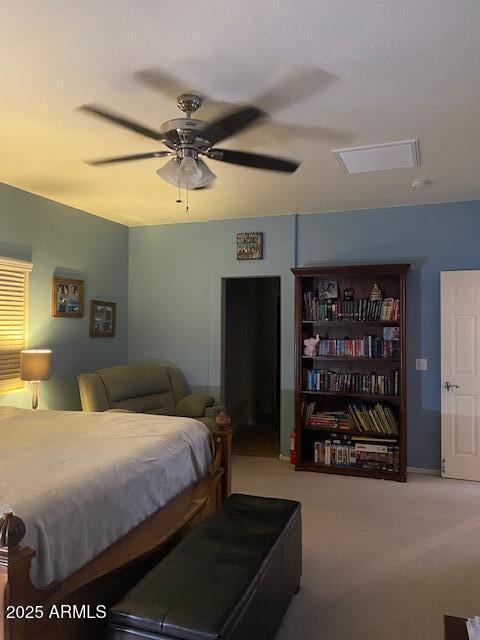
[236,232,264,260]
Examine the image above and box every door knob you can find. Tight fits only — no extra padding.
[443,381,460,391]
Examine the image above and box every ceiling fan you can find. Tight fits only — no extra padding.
[79,94,301,192]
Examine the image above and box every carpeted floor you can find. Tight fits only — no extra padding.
[232,419,280,458]
[232,456,480,640]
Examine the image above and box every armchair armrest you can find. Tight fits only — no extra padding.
[78,372,110,412]
[176,394,215,419]
[205,405,224,420]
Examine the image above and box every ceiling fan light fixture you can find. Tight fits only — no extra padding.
[194,158,216,188]
[179,156,202,184]
[155,158,181,187]
[156,156,216,189]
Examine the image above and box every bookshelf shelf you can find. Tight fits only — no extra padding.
[302,320,400,326]
[301,356,400,362]
[302,390,400,402]
[303,425,399,438]
[292,263,409,482]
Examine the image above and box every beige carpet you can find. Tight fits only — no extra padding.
[232,456,480,640]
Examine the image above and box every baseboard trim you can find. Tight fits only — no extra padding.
[407,466,441,476]
[278,454,290,462]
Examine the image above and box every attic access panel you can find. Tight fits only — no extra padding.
[332,139,420,174]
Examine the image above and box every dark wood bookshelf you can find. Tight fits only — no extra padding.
[292,263,409,482]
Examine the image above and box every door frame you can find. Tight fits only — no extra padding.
[441,269,480,481]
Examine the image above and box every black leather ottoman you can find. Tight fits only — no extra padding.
[109,493,302,640]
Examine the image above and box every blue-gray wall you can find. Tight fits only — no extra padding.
[0,183,129,409]
[129,200,480,470]
[2,181,477,469]
[128,215,296,455]
[128,221,210,386]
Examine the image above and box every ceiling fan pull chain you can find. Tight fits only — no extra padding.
[185,185,189,214]
[176,181,182,204]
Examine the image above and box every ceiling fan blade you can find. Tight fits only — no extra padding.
[134,67,233,120]
[78,104,165,141]
[134,68,204,101]
[207,149,300,173]
[203,106,266,145]
[237,121,354,148]
[86,151,172,166]
[252,68,336,114]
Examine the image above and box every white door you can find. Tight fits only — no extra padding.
[441,270,480,481]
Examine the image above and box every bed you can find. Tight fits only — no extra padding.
[0,406,232,640]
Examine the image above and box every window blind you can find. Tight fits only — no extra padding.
[0,257,32,393]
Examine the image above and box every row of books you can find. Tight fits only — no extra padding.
[313,437,400,472]
[347,403,399,435]
[302,401,399,436]
[303,368,400,396]
[306,410,351,430]
[303,293,400,322]
[309,336,400,359]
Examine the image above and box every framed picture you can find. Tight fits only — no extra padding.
[52,276,84,317]
[236,232,263,260]
[318,279,338,299]
[90,300,116,337]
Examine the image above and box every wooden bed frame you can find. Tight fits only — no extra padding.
[0,418,232,640]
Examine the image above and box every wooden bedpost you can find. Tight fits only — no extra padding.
[0,513,36,640]
[214,411,233,504]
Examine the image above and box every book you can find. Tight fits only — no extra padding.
[324,440,331,465]
[314,441,325,464]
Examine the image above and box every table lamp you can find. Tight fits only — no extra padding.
[20,349,52,409]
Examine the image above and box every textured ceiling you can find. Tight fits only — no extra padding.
[1,0,480,226]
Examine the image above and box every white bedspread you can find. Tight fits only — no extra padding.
[0,406,213,587]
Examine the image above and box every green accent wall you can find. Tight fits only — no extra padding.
[0,183,129,410]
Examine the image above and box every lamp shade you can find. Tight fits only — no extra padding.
[20,350,52,381]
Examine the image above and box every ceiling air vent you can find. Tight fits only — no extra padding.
[332,139,420,175]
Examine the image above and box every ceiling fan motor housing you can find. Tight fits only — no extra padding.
[176,93,203,114]
[160,118,214,151]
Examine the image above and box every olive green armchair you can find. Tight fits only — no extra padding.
[78,362,223,432]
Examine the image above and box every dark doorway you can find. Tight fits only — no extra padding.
[222,276,281,457]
